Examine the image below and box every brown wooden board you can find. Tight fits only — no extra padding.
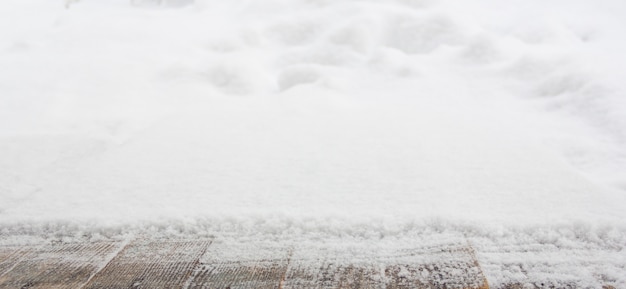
[283,263,382,289]
[382,245,489,289]
[83,238,210,289]
[1,239,490,289]
[186,242,289,289]
[0,246,30,277]
[283,242,489,289]
[187,260,289,289]
[0,242,120,289]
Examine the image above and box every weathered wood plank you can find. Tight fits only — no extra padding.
[498,281,619,289]
[283,243,489,289]
[83,238,210,289]
[284,263,382,289]
[188,260,288,289]
[186,242,289,289]
[383,245,489,289]
[1,239,489,289]
[0,246,29,277]
[479,239,624,289]
[0,242,120,289]
[498,282,581,289]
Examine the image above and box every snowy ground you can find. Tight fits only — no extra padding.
[1,0,626,287]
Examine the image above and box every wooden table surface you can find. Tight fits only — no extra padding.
[0,237,494,289]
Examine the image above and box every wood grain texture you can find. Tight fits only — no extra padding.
[0,239,491,289]
[383,245,489,289]
[83,239,210,289]
[187,260,288,289]
[186,242,289,289]
[0,242,120,289]
[0,246,29,278]
[283,263,382,289]
[283,243,489,289]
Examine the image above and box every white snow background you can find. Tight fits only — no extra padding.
[1,0,626,287]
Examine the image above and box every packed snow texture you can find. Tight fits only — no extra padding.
[1,0,626,287]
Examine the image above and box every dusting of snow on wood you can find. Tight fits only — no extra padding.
[0,242,120,289]
[82,238,210,289]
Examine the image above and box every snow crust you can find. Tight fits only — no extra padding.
[1,0,626,287]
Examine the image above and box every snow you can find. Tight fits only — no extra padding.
[1,0,626,287]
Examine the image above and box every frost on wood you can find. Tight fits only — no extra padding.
[82,239,210,289]
[0,242,120,289]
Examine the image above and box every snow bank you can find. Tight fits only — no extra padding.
[1,0,626,287]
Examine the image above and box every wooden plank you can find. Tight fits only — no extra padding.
[282,243,384,289]
[0,242,121,289]
[83,238,210,289]
[1,239,489,289]
[186,242,289,289]
[283,243,489,289]
[498,282,578,289]
[283,263,381,289]
[498,281,618,289]
[0,246,30,277]
[187,260,288,289]
[383,245,489,289]
[479,240,623,289]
